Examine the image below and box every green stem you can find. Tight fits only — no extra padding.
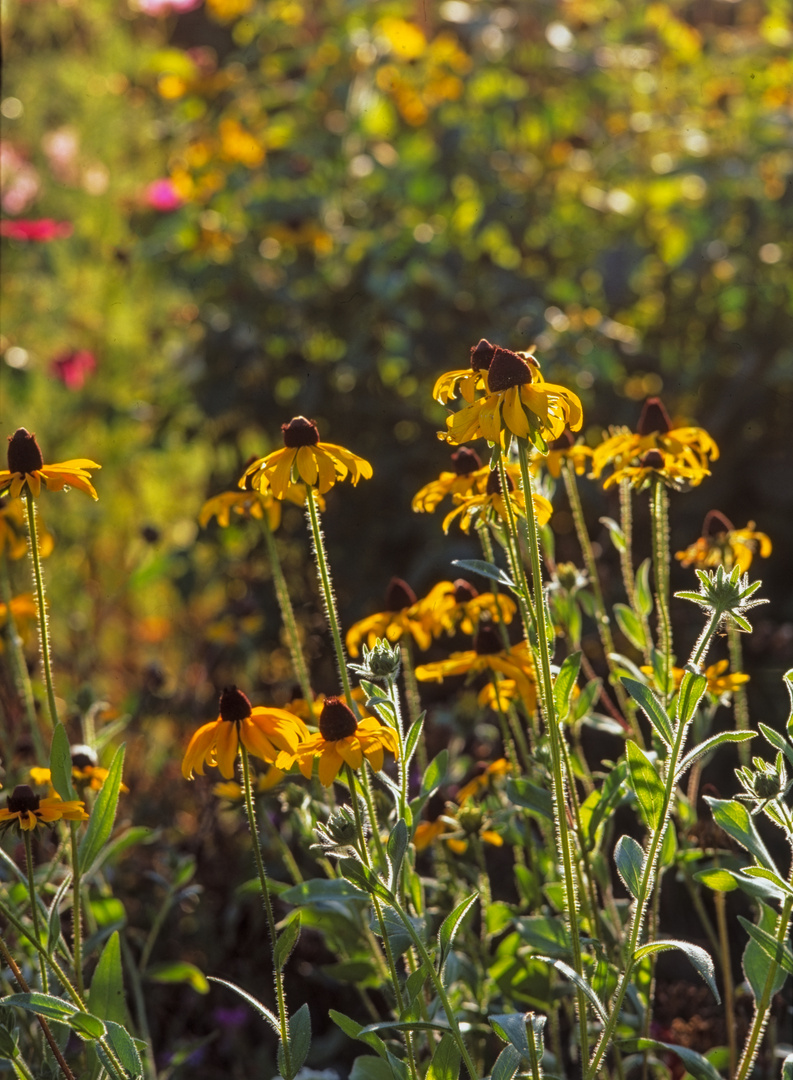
[727,622,750,766]
[619,480,651,664]
[240,745,292,1080]
[120,936,158,1080]
[714,888,737,1078]
[0,550,44,760]
[305,488,354,705]
[400,638,425,768]
[262,516,316,719]
[24,492,57,729]
[385,673,410,822]
[23,831,48,993]
[650,479,673,705]
[515,440,588,1063]
[69,824,83,997]
[0,935,74,1080]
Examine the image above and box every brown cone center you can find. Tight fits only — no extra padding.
[319,697,358,741]
[7,429,44,475]
[474,623,503,655]
[486,468,513,496]
[636,397,672,436]
[7,785,40,813]
[385,577,417,612]
[219,686,253,724]
[548,430,574,451]
[450,447,482,476]
[640,449,664,469]
[453,579,478,603]
[703,509,734,537]
[470,339,496,371]
[282,416,320,448]
[486,348,532,392]
[71,753,95,770]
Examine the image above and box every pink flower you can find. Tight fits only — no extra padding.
[0,218,73,241]
[50,349,96,391]
[132,0,202,15]
[145,178,183,212]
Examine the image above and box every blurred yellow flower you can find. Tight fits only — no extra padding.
[199,489,281,531]
[219,118,265,167]
[675,511,771,575]
[0,428,100,500]
[29,745,128,794]
[0,785,87,832]
[206,0,253,22]
[456,758,511,804]
[640,658,749,698]
[541,430,593,479]
[419,579,516,638]
[212,766,284,800]
[441,467,552,534]
[346,577,437,657]
[412,446,486,513]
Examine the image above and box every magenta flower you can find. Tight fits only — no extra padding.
[0,219,73,242]
[145,179,184,212]
[50,349,97,391]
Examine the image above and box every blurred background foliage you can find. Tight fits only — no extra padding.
[1,0,792,1070]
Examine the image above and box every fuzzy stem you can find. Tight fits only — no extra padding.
[24,492,57,729]
[240,745,292,1080]
[714,887,737,1077]
[0,550,44,760]
[23,831,48,993]
[727,621,750,766]
[619,480,651,663]
[650,479,673,704]
[69,824,83,996]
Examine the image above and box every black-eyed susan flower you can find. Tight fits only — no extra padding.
[432,338,495,405]
[0,784,88,832]
[675,511,771,576]
[346,577,437,657]
[0,593,38,639]
[477,678,520,711]
[0,428,100,500]
[199,489,281,531]
[412,447,487,514]
[415,621,538,712]
[456,758,511,804]
[641,660,749,701]
[182,686,309,780]
[30,744,129,794]
[442,466,552,534]
[541,429,593,479]
[239,417,372,500]
[590,398,718,492]
[275,696,399,787]
[440,347,583,451]
[419,578,516,637]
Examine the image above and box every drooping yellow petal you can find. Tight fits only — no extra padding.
[265,448,298,499]
[214,721,240,779]
[318,744,344,786]
[501,386,530,439]
[337,736,364,772]
[182,720,222,779]
[296,445,319,487]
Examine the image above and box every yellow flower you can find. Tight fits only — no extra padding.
[0,497,53,559]
[432,339,495,405]
[0,785,88,832]
[29,745,129,794]
[541,430,593,479]
[640,659,749,699]
[418,579,516,637]
[440,347,583,450]
[212,766,284,800]
[477,678,520,711]
[414,817,451,851]
[0,429,100,500]
[275,696,399,786]
[590,398,718,491]
[415,621,538,712]
[199,490,281,531]
[0,593,37,627]
[346,577,437,657]
[675,511,771,575]
[240,417,372,500]
[441,467,552,534]
[182,686,309,780]
[456,758,511,804]
[206,0,254,22]
[412,446,487,513]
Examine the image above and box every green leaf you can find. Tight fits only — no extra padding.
[274,914,301,972]
[506,778,553,820]
[0,993,78,1022]
[438,894,478,973]
[553,652,581,720]
[421,750,448,796]
[618,1039,722,1080]
[50,723,76,802]
[489,1012,543,1060]
[599,516,626,553]
[287,1001,311,1076]
[88,932,129,1027]
[784,667,793,741]
[79,744,126,875]
[280,877,368,907]
[633,940,719,1002]
[147,961,209,994]
[676,671,707,725]
[676,731,754,778]
[758,722,793,769]
[742,902,789,1000]
[738,916,793,977]
[330,1008,409,1080]
[635,558,653,618]
[387,819,409,891]
[69,1011,106,1040]
[693,868,738,893]
[540,957,607,1022]
[614,835,644,899]
[339,858,393,904]
[614,604,647,652]
[625,740,665,830]
[741,866,793,897]
[571,677,602,723]
[208,977,280,1034]
[426,1033,460,1080]
[371,905,425,960]
[350,1057,399,1080]
[491,1045,522,1080]
[104,1021,143,1078]
[621,678,674,747]
[451,559,515,590]
[404,715,425,768]
[704,797,778,872]
[514,915,570,958]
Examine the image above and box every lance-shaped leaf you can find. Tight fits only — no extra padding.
[619,1039,722,1080]
[553,652,581,721]
[633,940,720,1002]
[104,1021,143,1079]
[274,914,301,972]
[704,797,778,873]
[50,723,77,802]
[675,671,707,725]
[438,894,478,975]
[625,741,665,830]
[621,678,673,747]
[742,901,789,1001]
[329,1010,408,1080]
[208,976,281,1034]
[614,835,644,899]
[738,916,793,977]
[451,559,515,590]
[614,605,647,653]
[536,957,607,1023]
[79,745,126,874]
[426,1033,461,1080]
[387,819,408,891]
[491,1045,522,1080]
[676,730,755,779]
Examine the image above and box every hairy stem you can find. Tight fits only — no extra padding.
[24,491,57,729]
[650,479,673,704]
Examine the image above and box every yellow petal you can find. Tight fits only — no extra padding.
[214,722,240,779]
[182,720,222,779]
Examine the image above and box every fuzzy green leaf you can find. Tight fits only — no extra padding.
[49,723,76,802]
[634,939,719,1002]
[614,835,644,899]
[79,744,126,875]
[625,740,665,830]
[704,797,778,873]
[426,1033,460,1080]
[621,678,674,746]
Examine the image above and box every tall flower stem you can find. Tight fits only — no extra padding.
[261,516,316,719]
[24,491,57,729]
[714,887,737,1077]
[304,488,354,705]
[727,622,750,765]
[23,831,48,992]
[494,456,536,634]
[619,480,651,663]
[69,824,84,996]
[240,745,292,1080]
[650,479,673,703]
[0,551,44,759]
[515,440,588,1063]
[0,935,74,1080]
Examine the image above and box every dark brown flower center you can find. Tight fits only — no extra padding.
[702,509,734,537]
[219,686,253,724]
[470,339,496,371]
[71,752,95,770]
[7,429,43,475]
[473,623,503,655]
[453,579,478,604]
[385,577,417,612]
[319,697,358,741]
[548,430,574,452]
[639,449,664,469]
[486,348,532,392]
[450,447,482,476]
[636,397,672,436]
[486,468,513,496]
[7,785,40,813]
[282,416,320,448]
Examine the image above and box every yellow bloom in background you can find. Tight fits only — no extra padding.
[640,659,749,699]
[182,686,309,779]
[0,593,37,627]
[541,429,593,479]
[0,785,88,832]
[412,446,487,513]
[199,468,284,532]
[590,398,718,491]
[0,496,54,559]
[240,417,372,500]
[419,579,516,638]
[675,510,771,575]
[441,347,583,450]
[206,0,253,22]
[346,577,437,657]
[0,428,100,500]
[29,745,128,794]
[442,467,552,534]
[212,766,284,800]
[415,621,538,712]
[477,679,520,711]
[276,696,399,786]
[432,339,495,405]
[456,758,511,804]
